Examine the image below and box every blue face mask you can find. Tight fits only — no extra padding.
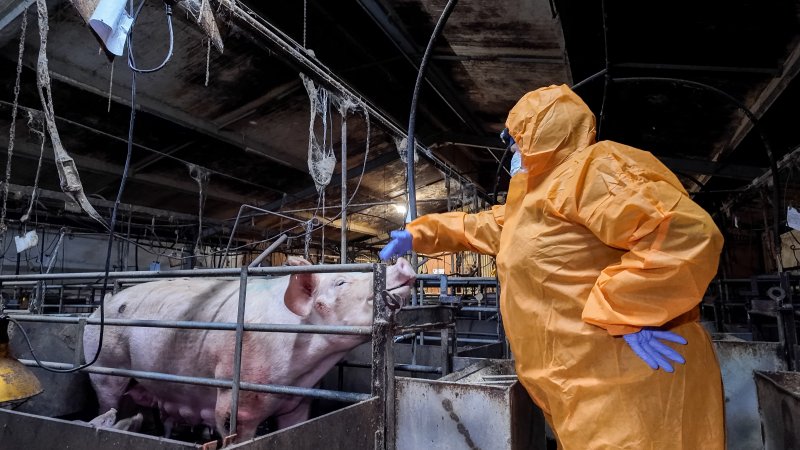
[510,150,522,176]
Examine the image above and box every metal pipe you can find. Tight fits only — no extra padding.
[277,198,451,215]
[405,0,459,221]
[221,204,308,266]
[338,361,441,374]
[481,375,518,380]
[8,315,372,335]
[416,275,498,283]
[74,317,86,368]
[458,306,499,313]
[0,280,153,288]
[248,234,287,268]
[403,335,499,345]
[456,331,503,337]
[0,262,375,282]
[17,359,371,403]
[341,107,348,264]
[230,269,248,434]
[370,263,390,449]
[612,62,780,76]
[570,68,608,91]
[39,305,95,310]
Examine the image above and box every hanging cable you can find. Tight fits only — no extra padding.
[11,0,176,373]
[20,113,45,224]
[405,0,458,222]
[491,147,513,205]
[597,0,611,139]
[0,10,28,234]
[127,1,174,73]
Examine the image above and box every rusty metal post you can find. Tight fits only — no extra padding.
[440,327,453,376]
[58,285,64,314]
[370,263,392,449]
[340,110,348,264]
[230,268,249,435]
[31,281,43,314]
[248,234,287,268]
[74,317,86,367]
[778,274,798,370]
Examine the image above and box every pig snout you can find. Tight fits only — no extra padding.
[385,257,416,303]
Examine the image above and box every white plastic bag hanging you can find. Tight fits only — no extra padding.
[89,0,133,56]
[14,230,38,253]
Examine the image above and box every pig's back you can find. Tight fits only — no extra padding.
[100,278,241,322]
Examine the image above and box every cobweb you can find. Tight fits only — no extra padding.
[188,163,210,261]
[393,136,418,164]
[301,73,336,193]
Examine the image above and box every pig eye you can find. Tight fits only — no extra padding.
[335,279,347,286]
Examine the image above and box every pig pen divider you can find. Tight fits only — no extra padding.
[0,262,395,446]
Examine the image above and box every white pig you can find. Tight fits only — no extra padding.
[83,257,415,441]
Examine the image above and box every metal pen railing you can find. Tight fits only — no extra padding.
[3,262,392,441]
[414,273,504,350]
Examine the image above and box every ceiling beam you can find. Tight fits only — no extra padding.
[213,79,302,129]
[263,149,400,212]
[92,140,196,197]
[355,0,485,132]
[697,38,800,186]
[431,53,565,64]
[0,0,35,32]
[129,141,194,175]
[5,182,221,226]
[42,68,308,171]
[0,136,259,205]
[656,156,766,181]
[612,62,781,76]
[427,132,505,150]
[292,211,385,237]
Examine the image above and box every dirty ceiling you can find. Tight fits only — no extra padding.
[0,0,797,262]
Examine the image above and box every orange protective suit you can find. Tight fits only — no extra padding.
[407,85,725,449]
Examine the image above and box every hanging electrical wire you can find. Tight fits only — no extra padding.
[127,1,174,74]
[20,112,46,224]
[404,0,458,222]
[9,0,177,373]
[0,10,28,234]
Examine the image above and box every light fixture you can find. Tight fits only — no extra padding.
[0,316,43,406]
[394,203,407,215]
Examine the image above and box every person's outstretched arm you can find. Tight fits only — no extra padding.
[380,205,505,260]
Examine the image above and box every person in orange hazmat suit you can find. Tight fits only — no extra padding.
[380,84,726,449]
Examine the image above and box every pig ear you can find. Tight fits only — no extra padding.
[286,256,312,266]
[284,273,316,317]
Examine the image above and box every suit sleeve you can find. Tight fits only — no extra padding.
[569,152,724,335]
[406,205,505,257]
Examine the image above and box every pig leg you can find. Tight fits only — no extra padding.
[89,374,130,414]
[162,416,175,438]
[275,398,312,429]
[214,391,269,442]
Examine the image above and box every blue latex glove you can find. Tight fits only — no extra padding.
[622,328,687,373]
[379,230,412,261]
